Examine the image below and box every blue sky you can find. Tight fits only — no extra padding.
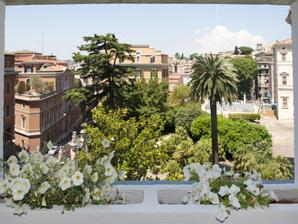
[5,4,291,60]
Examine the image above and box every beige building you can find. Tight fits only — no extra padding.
[273,39,293,120]
[120,45,169,82]
[13,50,81,152]
[254,50,274,103]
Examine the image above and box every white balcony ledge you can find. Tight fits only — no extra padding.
[1,182,298,224]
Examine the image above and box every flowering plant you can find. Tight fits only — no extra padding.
[183,163,278,223]
[0,141,122,215]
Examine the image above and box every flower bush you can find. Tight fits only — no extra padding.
[183,163,278,223]
[0,141,121,215]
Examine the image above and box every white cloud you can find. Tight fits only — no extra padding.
[194,25,266,53]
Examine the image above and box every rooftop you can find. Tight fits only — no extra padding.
[273,38,292,47]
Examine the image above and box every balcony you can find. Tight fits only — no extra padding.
[1,182,298,224]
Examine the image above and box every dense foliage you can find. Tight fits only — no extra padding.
[79,106,166,180]
[228,113,260,122]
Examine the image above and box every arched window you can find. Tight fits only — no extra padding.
[135,52,141,63]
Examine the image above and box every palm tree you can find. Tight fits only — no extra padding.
[190,54,238,164]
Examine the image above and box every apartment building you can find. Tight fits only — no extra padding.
[120,45,169,82]
[273,38,293,120]
[3,53,17,159]
[13,50,81,152]
[254,50,274,103]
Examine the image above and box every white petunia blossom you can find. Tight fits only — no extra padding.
[208,192,220,205]
[218,185,229,197]
[9,163,20,177]
[92,187,101,201]
[40,164,49,175]
[104,163,116,177]
[59,177,72,191]
[18,150,29,163]
[38,181,51,194]
[7,156,18,166]
[45,156,58,167]
[268,190,278,201]
[30,151,43,164]
[228,184,240,196]
[71,171,84,186]
[83,165,93,176]
[0,179,10,194]
[91,172,99,183]
[228,194,241,209]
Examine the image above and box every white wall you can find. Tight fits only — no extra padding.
[292,0,298,184]
[0,0,5,167]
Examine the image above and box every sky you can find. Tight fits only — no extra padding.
[5,4,291,60]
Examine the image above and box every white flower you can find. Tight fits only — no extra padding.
[18,150,29,163]
[9,163,20,177]
[30,151,44,164]
[38,181,51,194]
[208,192,220,205]
[41,196,47,207]
[183,165,191,181]
[40,163,49,174]
[84,165,92,176]
[233,172,240,179]
[104,163,116,177]
[92,187,101,201]
[45,156,58,167]
[11,177,30,194]
[7,156,18,166]
[100,155,109,165]
[228,184,240,196]
[12,189,26,201]
[101,138,111,148]
[0,179,10,194]
[91,172,98,183]
[216,205,229,222]
[21,164,32,176]
[59,177,72,191]
[84,188,91,204]
[71,171,84,186]
[268,190,278,201]
[218,185,229,197]
[229,194,241,209]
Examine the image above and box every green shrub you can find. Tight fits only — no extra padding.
[228,113,260,122]
[191,114,272,157]
[161,160,184,180]
[261,156,293,180]
[174,103,204,132]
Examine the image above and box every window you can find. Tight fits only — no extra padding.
[151,69,158,80]
[150,56,156,64]
[21,116,26,129]
[6,82,10,94]
[282,76,287,85]
[5,105,10,117]
[281,52,287,61]
[135,52,141,63]
[135,68,142,80]
[282,97,288,109]
[22,104,26,108]
[24,66,33,73]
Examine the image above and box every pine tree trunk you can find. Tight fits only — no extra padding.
[210,99,219,164]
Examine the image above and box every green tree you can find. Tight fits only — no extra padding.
[190,54,238,164]
[63,33,135,121]
[189,53,199,60]
[168,84,190,107]
[239,46,254,55]
[121,79,168,117]
[175,52,181,59]
[79,106,166,180]
[232,56,259,99]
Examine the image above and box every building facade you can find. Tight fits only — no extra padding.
[13,50,81,152]
[4,53,17,159]
[254,50,274,103]
[273,38,293,120]
[120,45,169,82]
